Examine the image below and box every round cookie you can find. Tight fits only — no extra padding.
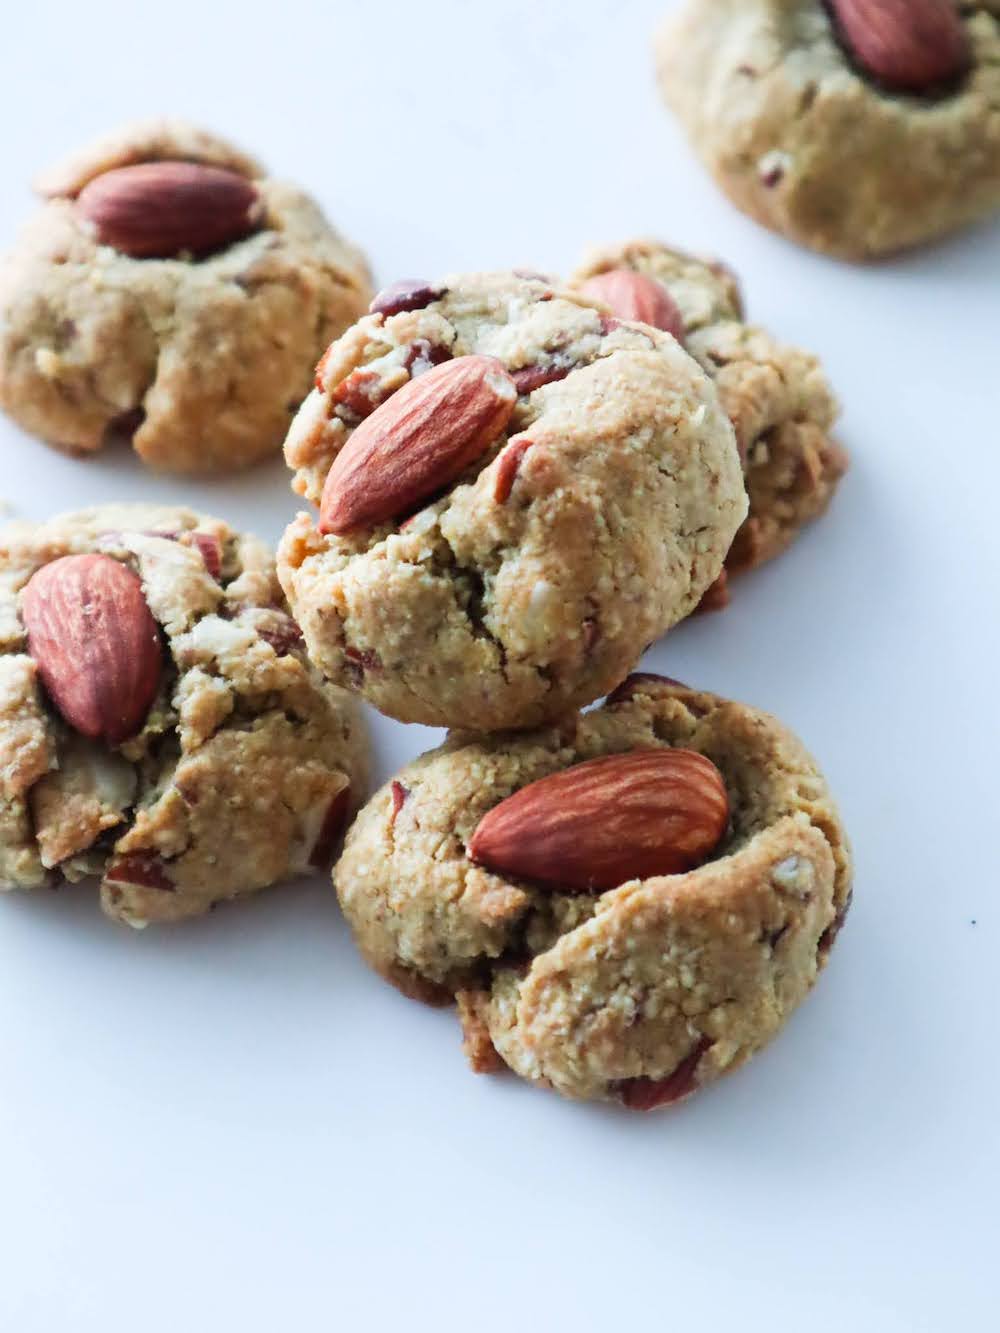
[279,271,747,731]
[570,240,847,586]
[655,1,1000,259]
[0,504,368,927]
[335,674,851,1109]
[0,120,371,472]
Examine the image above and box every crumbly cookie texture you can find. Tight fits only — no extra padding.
[0,504,367,927]
[655,2,1000,259]
[571,240,847,575]
[0,119,371,472]
[278,271,747,731]
[335,675,851,1108]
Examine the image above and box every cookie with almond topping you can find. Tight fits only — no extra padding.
[279,271,747,732]
[0,503,367,927]
[334,674,852,1108]
[570,239,847,586]
[655,0,1000,259]
[0,119,371,472]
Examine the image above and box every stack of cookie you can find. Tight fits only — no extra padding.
[0,116,859,1111]
[279,265,852,1110]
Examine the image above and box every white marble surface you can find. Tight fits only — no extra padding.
[0,2,996,1329]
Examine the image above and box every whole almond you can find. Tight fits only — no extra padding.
[76,161,261,258]
[581,270,685,343]
[826,0,969,93]
[21,554,162,745]
[320,355,518,535]
[468,749,729,892]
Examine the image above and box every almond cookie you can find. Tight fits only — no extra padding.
[278,272,747,731]
[656,1,1000,259]
[0,120,371,472]
[334,674,851,1109]
[0,504,367,927]
[570,240,847,587]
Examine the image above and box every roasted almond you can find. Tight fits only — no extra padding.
[369,279,443,316]
[76,161,262,258]
[581,269,685,343]
[493,437,534,503]
[142,528,223,579]
[606,672,688,706]
[309,784,352,868]
[257,613,305,658]
[319,355,517,535]
[510,362,571,394]
[104,851,175,892]
[615,1037,712,1111]
[21,553,162,745]
[389,780,409,827]
[468,749,728,892]
[826,0,969,93]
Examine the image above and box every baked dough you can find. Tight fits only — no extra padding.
[656,1,1000,258]
[0,503,368,926]
[335,673,851,1108]
[0,120,371,471]
[279,271,747,731]
[571,239,847,577]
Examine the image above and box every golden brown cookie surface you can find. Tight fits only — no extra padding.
[0,503,368,926]
[571,239,847,582]
[279,271,747,731]
[656,1,1000,259]
[0,120,371,472]
[334,675,851,1108]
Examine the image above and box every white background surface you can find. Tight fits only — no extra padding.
[1,2,997,1329]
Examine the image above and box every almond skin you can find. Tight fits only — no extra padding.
[826,0,970,93]
[320,355,518,535]
[76,161,262,258]
[606,672,689,705]
[581,270,685,343]
[615,1037,712,1110]
[493,437,534,503]
[468,749,729,892]
[308,785,352,868]
[104,852,174,892]
[21,554,162,745]
[369,279,443,316]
